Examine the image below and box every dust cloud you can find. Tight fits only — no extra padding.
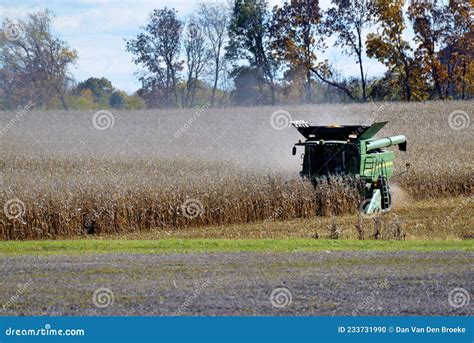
[390,184,413,209]
[1,104,384,175]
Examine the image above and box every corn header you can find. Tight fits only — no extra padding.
[291,121,408,214]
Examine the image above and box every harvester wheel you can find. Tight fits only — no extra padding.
[386,190,393,209]
[361,200,370,214]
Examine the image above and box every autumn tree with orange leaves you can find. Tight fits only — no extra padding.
[408,0,473,100]
[366,0,429,101]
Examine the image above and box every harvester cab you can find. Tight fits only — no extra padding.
[291,120,407,215]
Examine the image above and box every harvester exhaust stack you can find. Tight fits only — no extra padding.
[291,120,408,215]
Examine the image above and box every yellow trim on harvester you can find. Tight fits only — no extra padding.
[364,161,393,171]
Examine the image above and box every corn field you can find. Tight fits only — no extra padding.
[1,101,472,240]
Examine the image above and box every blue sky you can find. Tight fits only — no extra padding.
[0,0,391,93]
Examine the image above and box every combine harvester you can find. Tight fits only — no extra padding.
[291,121,408,215]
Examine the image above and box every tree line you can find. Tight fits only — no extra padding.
[1,0,472,110]
[0,11,145,111]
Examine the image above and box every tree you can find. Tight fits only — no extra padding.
[439,0,473,99]
[74,77,114,104]
[0,10,77,110]
[109,90,127,109]
[124,94,146,110]
[230,66,266,105]
[197,2,229,106]
[183,17,209,108]
[408,1,448,99]
[366,0,426,101]
[126,8,183,108]
[271,0,354,102]
[227,0,278,105]
[325,0,374,101]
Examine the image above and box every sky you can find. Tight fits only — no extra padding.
[0,0,391,93]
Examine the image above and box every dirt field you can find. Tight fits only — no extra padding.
[0,251,472,316]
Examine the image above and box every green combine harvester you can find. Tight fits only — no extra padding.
[291,121,408,214]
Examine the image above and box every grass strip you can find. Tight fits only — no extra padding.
[0,238,472,255]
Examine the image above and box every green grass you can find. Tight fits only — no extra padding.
[0,238,472,255]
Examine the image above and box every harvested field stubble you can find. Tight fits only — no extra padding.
[1,101,472,240]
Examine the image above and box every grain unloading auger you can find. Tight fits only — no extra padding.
[291,121,408,214]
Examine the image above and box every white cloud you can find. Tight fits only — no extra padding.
[0,2,48,18]
[53,15,82,31]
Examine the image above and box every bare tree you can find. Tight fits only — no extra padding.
[183,18,209,107]
[126,8,183,108]
[325,0,374,101]
[0,10,77,110]
[197,2,229,106]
